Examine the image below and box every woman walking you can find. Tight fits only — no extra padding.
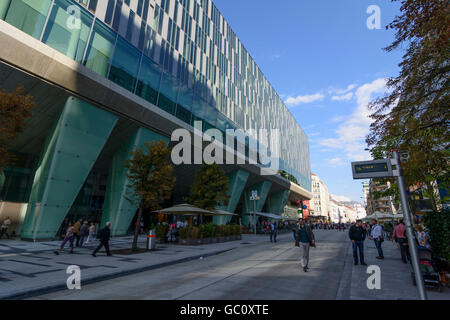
[54,222,75,255]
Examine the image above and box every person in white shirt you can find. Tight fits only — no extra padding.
[369,219,384,259]
[84,222,96,245]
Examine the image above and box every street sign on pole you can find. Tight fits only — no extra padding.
[350,152,428,300]
[351,159,393,179]
[392,150,427,300]
[251,190,258,235]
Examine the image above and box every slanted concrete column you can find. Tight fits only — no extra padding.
[101,127,169,236]
[21,97,118,240]
[241,181,272,228]
[213,169,249,225]
[266,190,290,215]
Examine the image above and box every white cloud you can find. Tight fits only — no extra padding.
[319,78,387,162]
[331,194,351,202]
[284,93,325,107]
[331,92,354,101]
[271,53,281,60]
[328,84,357,95]
[327,157,346,167]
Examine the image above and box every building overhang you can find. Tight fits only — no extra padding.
[0,20,311,197]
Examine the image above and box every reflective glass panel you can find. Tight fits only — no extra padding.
[42,0,93,62]
[157,72,178,115]
[4,0,51,39]
[108,36,140,92]
[136,55,161,105]
[83,19,116,77]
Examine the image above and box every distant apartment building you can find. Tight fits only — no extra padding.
[310,173,330,219]
[329,199,341,223]
[366,180,399,215]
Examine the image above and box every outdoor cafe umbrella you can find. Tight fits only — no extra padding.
[211,209,238,216]
[153,203,214,215]
[153,204,237,224]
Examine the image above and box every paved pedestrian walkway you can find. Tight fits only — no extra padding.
[337,237,450,300]
[0,233,289,299]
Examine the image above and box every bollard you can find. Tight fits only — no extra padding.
[147,229,156,251]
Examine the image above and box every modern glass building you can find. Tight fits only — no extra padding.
[0,0,312,240]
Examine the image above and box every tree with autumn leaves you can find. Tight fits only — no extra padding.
[185,163,230,211]
[366,0,450,211]
[125,140,176,250]
[0,85,35,174]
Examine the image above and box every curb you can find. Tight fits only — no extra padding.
[1,248,234,300]
[335,243,353,300]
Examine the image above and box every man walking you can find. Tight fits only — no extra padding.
[0,216,11,239]
[92,222,112,257]
[295,218,315,272]
[79,221,89,247]
[392,219,410,263]
[73,219,82,247]
[349,219,367,265]
[369,219,384,259]
[269,220,277,243]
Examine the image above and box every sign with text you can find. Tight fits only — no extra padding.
[351,159,393,179]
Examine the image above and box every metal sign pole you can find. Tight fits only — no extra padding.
[253,198,256,235]
[392,150,427,300]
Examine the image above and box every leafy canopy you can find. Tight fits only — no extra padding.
[185,163,230,210]
[0,85,35,173]
[366,0,450,209]
[124,140,176,211]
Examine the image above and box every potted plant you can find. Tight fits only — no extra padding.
[155,224,168,243]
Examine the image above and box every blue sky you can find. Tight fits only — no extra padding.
[215,0,404,203]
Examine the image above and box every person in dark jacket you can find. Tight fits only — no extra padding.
[92,222,112,257]
[295,218,315,272]
[349,219,367,265]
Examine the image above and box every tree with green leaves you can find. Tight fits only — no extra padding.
[124,140,176,250]
[185,163,230,210]
[366,0,450,211]
[0,85,35,173]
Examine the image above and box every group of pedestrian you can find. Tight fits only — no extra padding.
[349,218,432,267]
[54,220,111,257]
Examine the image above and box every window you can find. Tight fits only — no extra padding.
[42,0,93,62]
[2,0,52,39]
[137,0,143,16]
[158,72,178,115]
[83,19,116,77]
[88,0,98,12]
[142,0,149,21]
[104,0,115,24]
[176,84,193,124]
[136,55,161,105]
[112,0,122,31]
[108,36,140,92]
[126,10,135,41]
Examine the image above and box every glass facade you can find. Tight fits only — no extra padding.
[42,0,93,62]
[3,0,51,39]
[108,36,140,91]
[0,0,311,191]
